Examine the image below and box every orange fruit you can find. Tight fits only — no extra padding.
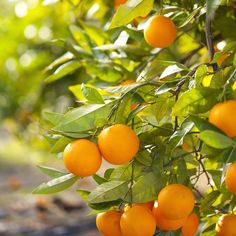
[216,214,236,235]
[157,184,195,220]
[144,15,177,48]
[181,213,199,236]
[63,139,102,177]
[98,124,139,165]
[96,210,122,236]
[124,201,154,212]
[209,100,236,137]
[152,201,186,231]
[120,205,156,236]
[114,0,127,8]
[225,162,236,195]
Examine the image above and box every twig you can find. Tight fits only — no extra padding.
[205,1,218,71]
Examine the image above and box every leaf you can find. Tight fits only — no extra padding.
[190,115,223,133]
[104,169,115,180]
[155,81,178,95]
[76,189,90,201]
[88,200,122,210]
[54,102,115,135]
[199,130,234,149]
[201,190,220,211]
[124,172,166,203]
[206,0,221,19]
[32,174,79,194]
[169,120,194,148]
[81,84,104,104]
[172,88,218,116]
[45,61,81,83]
[44,52,74,72]
[37,165,66,178]
[177,159,189,184]
[93,174,108,185]
[109,0,154,29]
[179,6,202,28]
[87,180,129,204]
[160,64,188,79]
[42,110,63,126]
[50,136,72,153]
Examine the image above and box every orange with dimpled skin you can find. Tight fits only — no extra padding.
[63,139,101,177]
[144,15,177,48]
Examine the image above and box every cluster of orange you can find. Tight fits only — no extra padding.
[114,0,177,49]
[96,184,198,236]
[208,100,236,235]
[63,124,139,177]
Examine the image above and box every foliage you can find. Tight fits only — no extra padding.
[31,0,236,235]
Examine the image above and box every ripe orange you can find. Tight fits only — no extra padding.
[124,201,154,212]
[96,210,122,236]
[152,201,186,231]
[216,214,236,235]
[63,139,102,177]
[114,0,127,8]
[144,15,177,48]
[157,184,195,220]
[181,213,199,236]
[225,162,236,195]
[209,100,236,137]
[120,205,156,236]
[98,124,140,165]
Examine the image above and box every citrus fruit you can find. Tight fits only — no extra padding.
[144,15,177,48]
[152,201,186,231]
[63,139,101,177]
[209,100,236,137]
[157,184,195,220]
[216,214,236,235]
[181,213,199,236]
[225,162,236,195]
[98,124,139,165]
[120,205,156,236]
[96,210,122,236]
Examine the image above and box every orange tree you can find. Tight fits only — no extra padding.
[33,0,236,235]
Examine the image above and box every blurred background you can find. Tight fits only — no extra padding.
[0,0,100,235]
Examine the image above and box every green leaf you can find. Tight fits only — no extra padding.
[172,88,218,116]
[42,110,63,126]
[88,200,122,210]
[160,64,189,79]
[104,169,115,180]
[199,130,234,149]
[45,61,81,83]
[87,180,129,204]
[176,159,189,184]
[155,81,178,95]
[37,165,66,178]
[50,136,72,153]
[169,120,194,148]
[179,6,203,28]
[54,102,115,135]
[93,174,108,185]
[32,174,79,194]
[109,0,154,29]
[76,189,90,201]
[201,190,220,211]
[190,115,223,133]
[81,84,104,104]
[124,172,166,203]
